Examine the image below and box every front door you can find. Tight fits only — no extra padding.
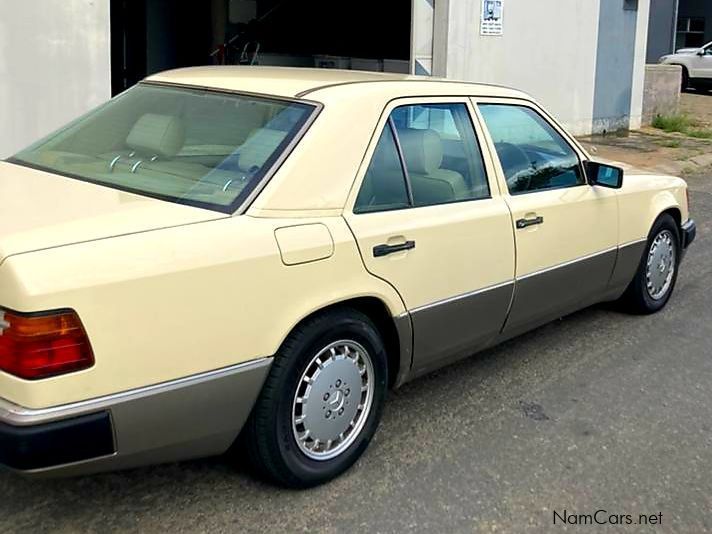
[344,98,515,375]
[689,44,712,78]
[474,100,619,338]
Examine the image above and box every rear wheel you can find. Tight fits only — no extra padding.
[243,307,388,488]
[620,214,680,314]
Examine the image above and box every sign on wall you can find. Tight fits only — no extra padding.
[480,0,503,36]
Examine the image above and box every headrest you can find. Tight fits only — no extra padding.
[238,128,288,171]
[397,128,443,174]
[127,114,185,158]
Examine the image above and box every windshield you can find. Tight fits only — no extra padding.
[11,83,317,213]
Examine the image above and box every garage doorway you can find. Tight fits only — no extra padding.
[111,0,412,95]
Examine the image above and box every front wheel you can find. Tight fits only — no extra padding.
[620,214,680,314]
[242,307,388,488]
[681,67,690,91]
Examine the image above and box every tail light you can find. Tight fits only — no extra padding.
[0,308,94,380]
[686,188,691,213]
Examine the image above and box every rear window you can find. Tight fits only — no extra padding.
[11,84,317,213]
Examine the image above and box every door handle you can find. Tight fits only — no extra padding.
[373,240,416,257]
[516,216,544,229]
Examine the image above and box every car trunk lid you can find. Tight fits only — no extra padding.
[0,161,227,264]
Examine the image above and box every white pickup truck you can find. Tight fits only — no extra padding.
[660,41,712,91]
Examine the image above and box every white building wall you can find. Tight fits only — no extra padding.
[0,0,111,157]
[442,0,602,135]
[630,0,652,130]
[411,0,435,75]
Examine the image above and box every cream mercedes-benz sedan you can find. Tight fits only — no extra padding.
[0,67,696,487]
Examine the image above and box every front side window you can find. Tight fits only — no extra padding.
[354,103,489,212]
[12,84,316,213]
[478,104,584,195]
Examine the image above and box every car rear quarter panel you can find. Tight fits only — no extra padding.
[0,216,405,409]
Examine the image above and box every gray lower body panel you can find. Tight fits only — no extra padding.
[393,313,414,388]
[0,357,272,477]
[602,239,648,301]
[410,282,514,378]
[400,242,648,383]
[501,249,618,340]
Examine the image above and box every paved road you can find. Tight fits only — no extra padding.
[1,173,710,533]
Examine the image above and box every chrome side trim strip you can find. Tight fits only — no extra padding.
[619,237,647,248]
[408,280,515,314]
[517,245,619,281]
[0,357,273,426]
[398,241,644,319]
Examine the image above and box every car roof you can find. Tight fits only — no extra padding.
[146,66,528,101]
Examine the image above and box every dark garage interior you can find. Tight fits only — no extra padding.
[110,0,412,95]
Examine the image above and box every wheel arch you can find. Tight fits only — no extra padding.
[660,206,682,236]
[646,187,685,237]
[278,296,412,389]
[610,195,684,300]
[647,199,683,245]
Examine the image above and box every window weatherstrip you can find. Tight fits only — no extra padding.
[388,117,414,207]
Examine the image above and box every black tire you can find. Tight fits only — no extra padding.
[242,307,388,488]
[619,214,680,314]
[681,67,689,92]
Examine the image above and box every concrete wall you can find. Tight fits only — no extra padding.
[594,0,650,131]
[0,1,111,158]
[642,64,681,124]
[647,0,678,62]
[443,0,600,134]
[438,0,651,135]
[0,0,653,157]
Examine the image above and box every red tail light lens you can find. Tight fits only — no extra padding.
[0,308,94,380]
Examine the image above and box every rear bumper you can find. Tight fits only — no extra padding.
[0,412,114,470]
[0,357,271,476]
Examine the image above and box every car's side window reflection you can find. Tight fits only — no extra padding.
[478,104,585,195]
[354,103,490,213]
[391,104,490,207]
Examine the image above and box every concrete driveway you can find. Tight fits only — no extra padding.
[1,178,710,533]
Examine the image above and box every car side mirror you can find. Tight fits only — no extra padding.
[585,161,623,189]
[697,50,705,56]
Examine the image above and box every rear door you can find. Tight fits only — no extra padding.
[344,98,515,376]
[473,99,619,338]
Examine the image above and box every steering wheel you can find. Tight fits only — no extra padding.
[494,142,533,193]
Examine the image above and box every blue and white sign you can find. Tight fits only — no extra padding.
[481,0,503,36]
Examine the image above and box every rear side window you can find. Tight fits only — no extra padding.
[354,103,490,213]
[478,104,584,195]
